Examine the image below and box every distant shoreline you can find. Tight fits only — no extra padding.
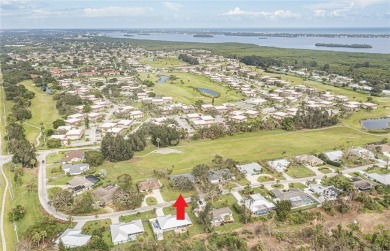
[315,43,372,48]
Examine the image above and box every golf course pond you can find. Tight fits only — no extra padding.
[361,117,390,130]
[197,88,220,98]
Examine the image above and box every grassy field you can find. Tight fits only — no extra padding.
[257,176,274,183]
[288,182,308,190]
[139,72,244,105]
[318,167,333,174]
[22,80,61,146]
[140,57,187,68]
[3,166,45,251]
[146,197,157,206]
[82,219,112,245]
[119,210,156,223]
[101,127,385,183]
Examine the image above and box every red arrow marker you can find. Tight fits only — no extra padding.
[173,194,188,220]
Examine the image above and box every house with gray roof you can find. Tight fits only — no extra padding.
[236,163,263,176]
[61,163,90,175]
[310,184,340,201]
[347,147,375,160]
[271,188,317,208]
[55,228,91,248]
[365,172,390,185]
[169,173,195,183]
[211,207,234,226]
[208,169,234,184]
[323,150,343,162]
[110,220,144,245]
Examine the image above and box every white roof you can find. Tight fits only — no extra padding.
[110,220,144,244]
[57,125,73,131]
[200,115,214,121]
[244,194,275,213]
[99,122,117,129]
[50,134,66,140]
[366,173,390,185]
[231,115,247,121]
[66,129,82,135]
[56,228,91,248]
[156,214,192,230]
[130,110,143,115]
[267,159,290,172]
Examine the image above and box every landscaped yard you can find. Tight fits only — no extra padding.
[159,179,197,202]
[318,166,333,174]
[286,165,316,179]
[119,210,156,223]
[366,166,390,175]
[288,182,308,190]
[139,72,244,105]
[257,176,274,183]
[146,197,157,206]
[213,194,238,209]
[82,219,112,245]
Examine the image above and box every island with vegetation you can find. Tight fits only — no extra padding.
[315,43,372,48]
[193,34,214,38]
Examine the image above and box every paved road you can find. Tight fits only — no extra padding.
[37,143,384,223]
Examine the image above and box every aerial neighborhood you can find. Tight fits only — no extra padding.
[0,30,389,250]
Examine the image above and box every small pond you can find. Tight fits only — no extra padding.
[158,75,169,83]
[197,88,220,97]
[361,117,390,130]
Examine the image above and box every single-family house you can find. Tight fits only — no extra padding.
[351,177,373,191]
[365,173,390,185]
[236,163,263,176]
[61,150,84,164]
[347,147,375,160]
[67,176,94,193]
[295,155,324,166]
[137,178,162,192]
[151,214,192,239]
[49,134,68,145]
[244,194,275,216]
[267,159,290,173]
[55,229,91,248]
[110,220,144,245]
[92,184,119,205]
[129,110,144,119]
[361,102,378,110]
[208,169,234,184]
[271,188,316,209]
[323,150,343,162]
[65,129,83,140]
[230,115,247,122]
[309,184,340,201]
[61,164,90,175]
[211,207,234,226]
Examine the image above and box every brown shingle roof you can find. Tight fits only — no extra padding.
[137,178,161,192]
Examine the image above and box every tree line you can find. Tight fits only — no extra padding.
[178,54,199,65]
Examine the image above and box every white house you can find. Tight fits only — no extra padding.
[267,159,290,173]
[236,163,263,176]
[55,229,91,248]
[65,129,83,140]
[244,194,275,216]
[110,220,145,245]
[129,110,144,119]
[151,214,192,239]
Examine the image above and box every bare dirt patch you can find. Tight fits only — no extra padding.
[155,148,182,154]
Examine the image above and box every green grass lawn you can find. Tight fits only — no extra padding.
[318,167,333,174]
[140,57,187,68]
[159,179,197,202]
[286,165,316,179]
[146,197,157,206]
[101,127,384,184]
[22,80,61,146]
[119,210,156,222]
[213,194,238,209]
[139,72,244,105]
[271,184,284,189]
[288,182,308,190]
[82,219,112,246]
[366,166,390,175]
[3,165,57,251]
[257,176,274,183]
[46,152,65,164]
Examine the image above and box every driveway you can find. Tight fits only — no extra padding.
[232,191,243,204]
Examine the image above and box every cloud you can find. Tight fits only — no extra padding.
[221,7,300,19]
[84,6,148,17]
[162,2,182,11]
[306,0,388,18]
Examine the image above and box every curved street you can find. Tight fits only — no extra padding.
[36,148,384,223]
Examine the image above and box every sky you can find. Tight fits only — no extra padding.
[1,0,389,29]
